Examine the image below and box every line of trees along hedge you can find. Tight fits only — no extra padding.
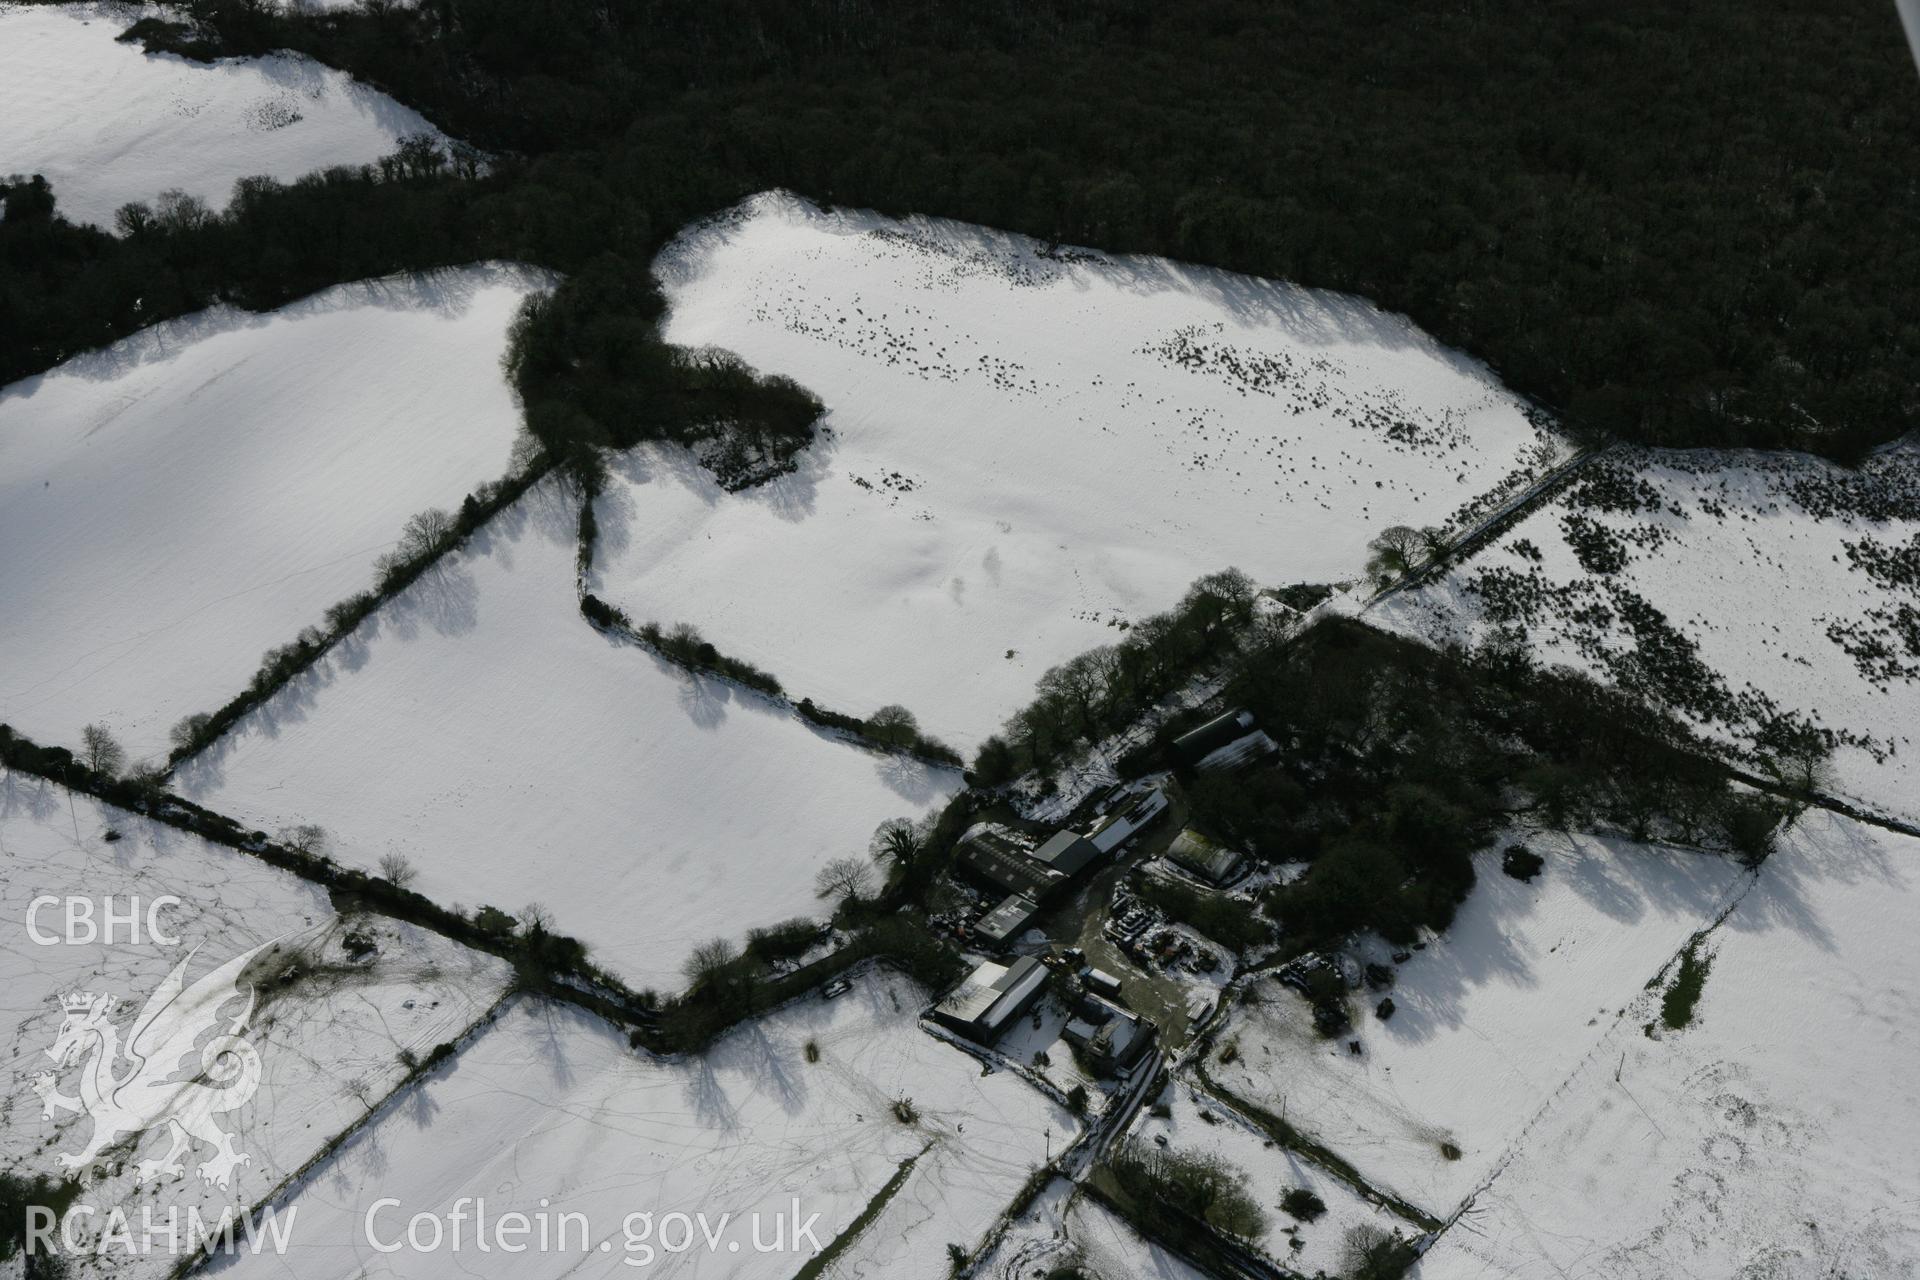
[972,567,1263,785]
[164,456,554,765]
[10,0,1916,464]
[1,721,969,1055]
[579,593,965,766]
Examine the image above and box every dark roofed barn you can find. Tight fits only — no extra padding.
[1171,709,1277,773]
[955,822,1067,898]
[973,892,1042,949]
[1031,831,1101,878]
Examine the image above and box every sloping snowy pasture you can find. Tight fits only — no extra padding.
[1418,811,1920,1279]
[175,479,959,990]
[977,1177,1213,1280]
[0,775,510,1278]
[0,3,450,229]
[212,972,1073,1279]
[591,191,1565,751]
[0,265,545,760]
[1207,833,1746,1215]
[1372,444,1920,826]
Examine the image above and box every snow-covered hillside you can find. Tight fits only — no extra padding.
[591,191,1566,750]
[0,775,510,1280]
[0,4,453,230]
[1372,444,1920,825]
[175,479,959,990]
[1418,810,1920,1279]
[0,265,545,760]
[1207,832,1746,1216]
[213,971,1073,1279]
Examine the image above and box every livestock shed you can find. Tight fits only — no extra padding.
[1171,709,1278,773]
[974,892,1043,949]
[931,955,1049,1043]
[1086,786,1170,854]
[955,822,1068,898]
[1166,828,1248,887]
[1031,830,1102,878]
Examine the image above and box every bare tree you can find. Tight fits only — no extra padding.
[371,550,409,590]
[278,824,333,859]
[1764,736,1834,810]
[866,704,919,748]
[169,713,214,754]
[80,724,125,776]
[1036,649,1111,740]
[507,430,547,476]
[397,508,456,560]
[520,902,554,937]
[682,937,738,986]
[390,133,448,181]
[1366,525,1431,587]
[815,856,875,903]
[448,140,485,182]
[1189,566,1257,612]
[1341,1223,1418,1280]
[114,201,155,237]
[153,189,212,234]
[378,852,417,890]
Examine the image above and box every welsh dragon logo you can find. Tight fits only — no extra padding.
[33,938,283,1190]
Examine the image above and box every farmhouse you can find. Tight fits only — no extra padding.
[931,955,1050,1044]
[1062,994,1156,1076]
[1171,709,1278,773]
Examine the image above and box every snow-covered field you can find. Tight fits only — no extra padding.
[0,265,546,761]
[976,1177,1212,1280]
[1418,810,1920,1279]
[591,191,1566,750]
[0,3,452,230]
[176,479,959,990]
[0,774,510,1279]
[1373,444,1920,826]
[1207,833,1747,1215]
[213,970,1073,1279]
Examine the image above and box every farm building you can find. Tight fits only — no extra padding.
[931,955,1050,1043]
[1031,830,1102,878]
[1166,828,1247,887]
[974,893,1043,950]
[1171,709,1278,773]
[955,822,1068,899]
[1086,786,1170,855]
[1062,995,1156,1076]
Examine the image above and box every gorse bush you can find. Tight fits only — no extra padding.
[1661,934,1714,1030]
[1281,1187,1327,1222]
